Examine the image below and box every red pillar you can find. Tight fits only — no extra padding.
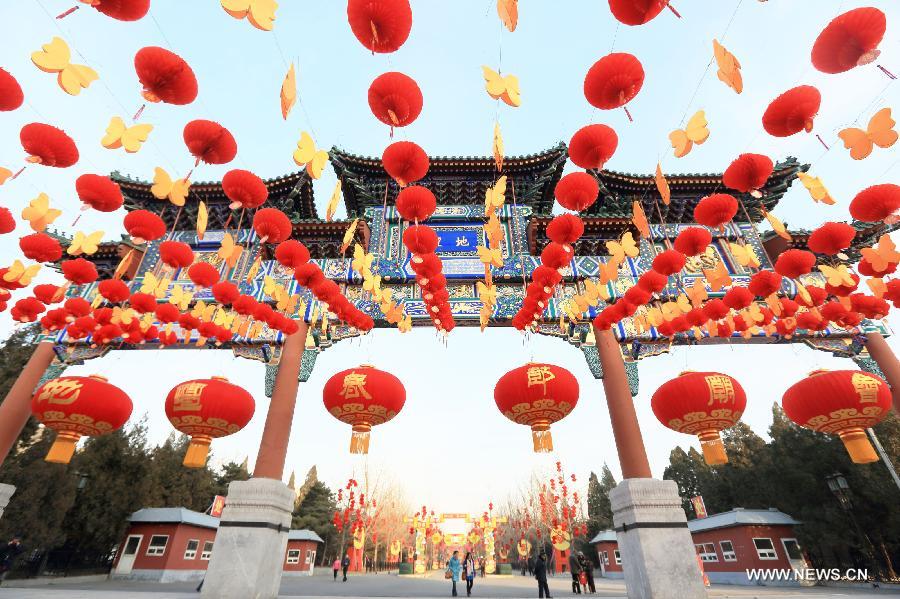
[0,342,57,466]
[253,322,309,480]
[865,332,900,413]
[592,325,652,479]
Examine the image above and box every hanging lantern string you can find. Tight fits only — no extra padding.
[509,179,528,297]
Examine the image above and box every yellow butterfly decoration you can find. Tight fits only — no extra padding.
[383,301,404,324]
[113,249,135,280]
[597,259,620,285]
[244,255,261,283]
[477,281,497,306]
[632,312,649,334]
[214,309,236,329]
[326,180,342,222]
[660,301,682,321]
[485,176,507,211]
[655,163,671,206]
[169,284,193,311]
[632,201,650,239]
[22,193,62,232]
[860,234,900,273]
[675,293,692,314]
[31,37,98,96]
[197,201,208,240]
[398,313,413,333]
[2,260,40,286]
[221,0,278,31]
[606,232,639,264]
[484,213,504,247]
[669,110,709,158]
[744,303,764,323]
[293,132,329,179]
[477,245,504,268]
[760,207,791,241]
[796,172,836,205]
[838,107,898,160]
[702,261,732,292]
[712,39,742,94]
[583,279,610,303]
[728,242,761,269]
[140,272,171,298]
[363,275,382,294]
[262,276,282,298]
[190,301,216,322]
[645,306,664,328]
[819,264,856,288]
[481,66,521,107]
[687,278,708,307]
[0,168,12,186]
[867,277,887,298]
[276,291,300,313]
[341,219,359,254]
[112,306,137,327]
[493,121,504,172]
[280,62,296,120]
[352,244,374,275]
[151,168,191,207]
[67,230,104,256]
[101,117,153,153]
[497,0,518,32]
[218,233,244,268]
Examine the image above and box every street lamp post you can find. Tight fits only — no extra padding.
[825,473,880,581]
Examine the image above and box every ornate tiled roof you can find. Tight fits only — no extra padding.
[330,144,569,217]
[583,157,808,222]
[110,170,317,231]
[528,216,638,256]
[761,220,900,263]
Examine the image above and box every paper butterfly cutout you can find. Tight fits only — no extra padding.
[281,63,296,120]
[102,117,153,153]
[22,193,62,232]
[860,234,900,273]
[221,0,278,31]
[497,0,518,32]
[3,260,40,286]
[31,37,98,96]
[151,167,191,207]
[838,107,898,160]
[796,172,836,205]
[669,110,709,158]
[218,233,243,268]
[293,131,329,179]
[482,66,521,107]
[140,272,171,298]
[68,230,104,256]
[713,39,742,94]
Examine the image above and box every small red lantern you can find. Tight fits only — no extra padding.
[849,183,900,223]
[123,209,166,243]
[0,68,24,112]
[368,72,423,128]
[396,185,437,221]
[807,222,855,255]
[782,369,891,464]
[252,207,293,243]
[20,123,79,168]
[494,363,579,452]
[583,53,644,110]
[554,172,599,212]
[323,365,406,454]
[722,153,773,195]
[383,141,429,186]
[183,120,237,165]
[134,46,198,105]
[32,375,133,463]
[568,124,618,170]
[222,169,268,209]
[165,377,255,468]
[159,240,194,269]
[76,174,124,212]
[651,371,746,465]
[762,86,821,137]
[347,0,412,54]
[693,193,738,228]
[811,7,885,74]
[91,0,150,21]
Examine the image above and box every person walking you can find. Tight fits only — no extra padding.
[332,557,341,581]
[463,552,476,597]
[479,556,486,578]
[568,551,582,594]
[534,552,551,598]
[341,553,351,582]
[578,552,595,594]
[447,550,462,597]
[0,535,24,586]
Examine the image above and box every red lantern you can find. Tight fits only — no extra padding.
[274,240,310,269]
[11,298,45,323]
[383,141,429,186]
[774,249,816,279]
[222,169,268,210]
[723,286,753,310]
[807,222,855,255]
[693,193,737,228]
[252,208,293,243]
[323,365,406,453]
[134,46,198,105]
[165,377,255,467]
[494,363,579,452]
[811,7,885,74]
[762,86,821,137]
[19,233,62,262]
[849,184,900,223]
[90,0,150,20]
[545,214,584,245]
[347,0,412,54]
[0,68,24,111]
[554,172,598,212]
[674,227,711,256]
[583,53,644,110]
[782,369,891,463]
[187,262,220,288]
[722,153,773,195]
[637,270,667,293]
[568,124,618,170]
[32,375,133,463]
[403,225,439,255]
[748,270,782,298]
[159,240,194,269]
[368,72,423,128]
[0,207,15,234]
[75,174,124,213]
[651,371,746,465]
[541,242,574,270]
[61,258,98,285]
[98,279,130,303]
[651,250,685,276]
[607,0,672,26]
[20,123,79,167]
[396,185,437,221]
[123,209,166,243]
[183,120,237,165]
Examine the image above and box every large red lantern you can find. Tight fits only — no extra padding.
[722,153,773,195]
[782,369,891,464]
[0,68,24,112]
[76,174,124,212]
[651,371,746,465]
[811,7,885,74]
[165,377,255,468]
[134,46,198,105]
[32,375,133,463]
[20,123,79,168]
[383,141,429,186]
[222,169,268,209]
[568,124,618,170]
[494,363,579,452]
[849,184,900,223]
[323,365,406,454]
[91,0,150,21]
[347,0,413,54]
[607,0,671,26]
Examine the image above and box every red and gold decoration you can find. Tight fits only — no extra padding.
[494,363,579,452]
[323,365,406,454]
[164,376,255,468]
[782,369,892,464]
[31,375,132,464]
[651,371,747,465]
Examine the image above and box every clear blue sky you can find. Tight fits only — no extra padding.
[0,1,898,512]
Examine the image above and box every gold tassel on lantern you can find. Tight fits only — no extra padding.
[838,428,879,464]
[183,434,212,468]
[350,423,371,454]
[531,422,553,453]
[46,430,80,464]
[697,430,728,465]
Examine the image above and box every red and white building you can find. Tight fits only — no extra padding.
[592,508,806,586]
[112,508,322,582]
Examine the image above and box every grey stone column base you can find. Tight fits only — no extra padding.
[610,478,707,599]
[201,478,294,599]
[0,483,14,520]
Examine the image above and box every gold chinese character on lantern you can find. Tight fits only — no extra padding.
[340,372,372,400]
[851,373,881,404]
[526,366,556,394]
[704,375,735,406]
[38,379,83,405]
[173,382,207,412]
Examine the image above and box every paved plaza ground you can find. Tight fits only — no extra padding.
[0,571,894,598]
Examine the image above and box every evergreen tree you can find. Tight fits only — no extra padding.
[294,466,318,508]
[663,446,709,516]
[214,460,250,496]
[143,433,217,512]
[292,481,338,557]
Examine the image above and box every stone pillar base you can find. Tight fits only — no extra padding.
[201,478,294,599]
[0,483,15,520]
[610,479,707,599]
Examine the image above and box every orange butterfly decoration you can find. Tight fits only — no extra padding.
[713,39,742,94]
[838,107,897,160]
[632,201,650,239]
[702,261,732,292]
[686,278,708,307]
[860,234,900,273]
[655,164,670,206]
[497,0,518,32]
